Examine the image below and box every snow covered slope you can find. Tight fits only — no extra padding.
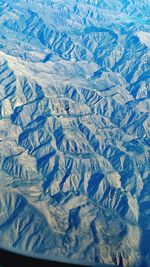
[0,0,150,266]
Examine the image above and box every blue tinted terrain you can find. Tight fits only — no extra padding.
[0,0,149,266]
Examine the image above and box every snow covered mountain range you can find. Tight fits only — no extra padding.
[0,0,150,266]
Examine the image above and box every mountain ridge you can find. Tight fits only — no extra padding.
[0,0,149,266]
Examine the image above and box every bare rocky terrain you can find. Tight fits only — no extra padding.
[0,0,149,266]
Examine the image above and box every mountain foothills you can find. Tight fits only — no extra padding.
[0,0,149,266]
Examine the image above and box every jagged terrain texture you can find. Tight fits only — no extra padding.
[0,0,150,266]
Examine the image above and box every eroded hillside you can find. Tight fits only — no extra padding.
[0,0,150,266]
